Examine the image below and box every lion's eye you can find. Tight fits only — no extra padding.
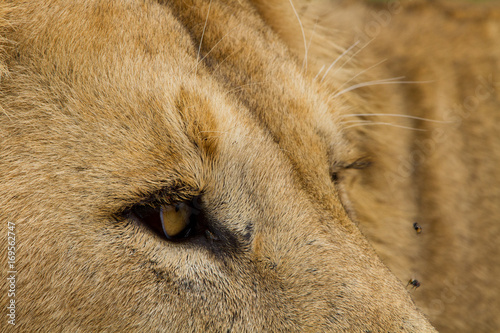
[160,203,191,238]
[130,199,201,241]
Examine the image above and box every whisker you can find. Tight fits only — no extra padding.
[190,27,238,75]
[196,0,212,76]
[320,40,360,83]
[339,120,372,125]
[307,20,318,51]
[332,77,434,99]
[330,38,375,78]
[213,46,243,74]
[199,130,269,145]
[225,81,265,96]
[200,129,294,156]
[199,126,239,136]
[341,113,453,124]
[333,59,388,94]
[343,122,428,131]
[288,0,308,72]
[313,64,326,82]
[306,19,319,69]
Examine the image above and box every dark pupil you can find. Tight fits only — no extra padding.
[130,199,204,241]
[132,205,164,236]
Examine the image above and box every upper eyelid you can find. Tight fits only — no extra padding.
[129,185,202,210]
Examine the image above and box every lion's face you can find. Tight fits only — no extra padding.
[0,0,436,331]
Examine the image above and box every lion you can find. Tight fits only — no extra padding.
[1,0,499,331]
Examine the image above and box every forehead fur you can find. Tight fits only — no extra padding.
[0,0,348,219]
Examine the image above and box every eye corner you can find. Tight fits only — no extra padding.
[345,157,372,170]
[330,156,372,183]
[330,172,340,183]
[331,156,372,173]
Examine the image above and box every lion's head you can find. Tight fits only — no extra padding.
[3,0,498,332]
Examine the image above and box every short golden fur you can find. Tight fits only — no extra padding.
[1,0,499,331]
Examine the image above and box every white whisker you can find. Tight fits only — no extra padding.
[321,40,360,83]
[225,81,265,96]
[313,64,326,82]
[339,120,372,125]
[199,126,239,136]
[341,113,453,124]
[343,122,428,131]
[288,0,308,72]
[199,130,266,144]
[190,27,237,75]
[334,59,388,94]
[305,19,318,69]
[196,0,212,76]
[332,77,434,98]
[213,46,243,74]
[199,129,294,155]
[330,38,375,78]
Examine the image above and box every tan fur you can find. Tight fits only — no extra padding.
[0,0,498,331]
